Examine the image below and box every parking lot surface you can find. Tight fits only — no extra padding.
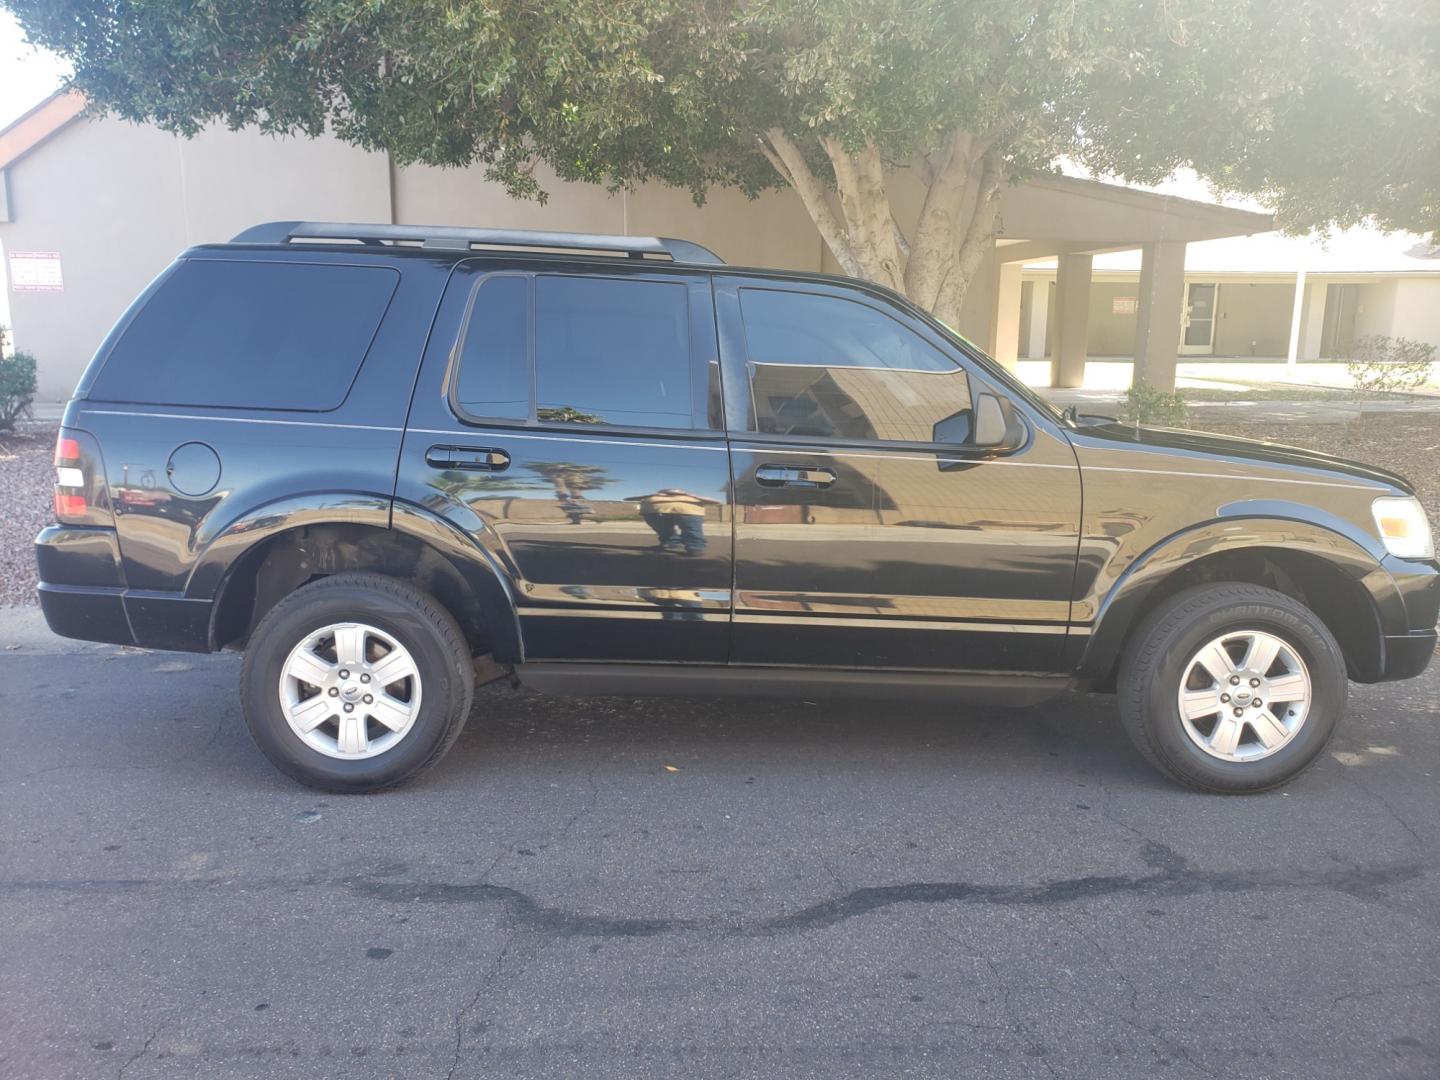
[1,607,1436,1079]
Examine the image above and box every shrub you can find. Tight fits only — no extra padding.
[1120,381,1189,427]
[1344,335,1436,399]
[0,334,38,431]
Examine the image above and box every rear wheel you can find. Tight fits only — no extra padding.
[240,573,475,792]
[1118,583,1347,793]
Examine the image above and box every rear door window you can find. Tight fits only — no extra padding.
[90,259,398,411]
[452,273,702,430]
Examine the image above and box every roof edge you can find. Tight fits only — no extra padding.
[1031,174,1274,231]
[0,89,87,173]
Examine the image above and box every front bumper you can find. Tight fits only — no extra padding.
[1370,555,1440,682]
[1379,630,1438,681]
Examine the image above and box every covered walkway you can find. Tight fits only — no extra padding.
[972,177,1273,390]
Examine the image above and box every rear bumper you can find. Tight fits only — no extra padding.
[35,525,213,652]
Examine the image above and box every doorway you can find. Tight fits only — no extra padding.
[1180,282,1218,355]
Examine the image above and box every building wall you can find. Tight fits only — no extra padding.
[2,117,391,399]
[1212,282,1294,357]
[1085,282,1139,355]
[1388,279,1440,349]
[1352,280,1399,344]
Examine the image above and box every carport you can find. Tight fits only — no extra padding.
[977,176,1274,389]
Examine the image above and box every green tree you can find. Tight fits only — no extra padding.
[8,0,1435,322]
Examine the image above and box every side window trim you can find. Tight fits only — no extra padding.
[717,276,1026,453]
[446,267,723,436]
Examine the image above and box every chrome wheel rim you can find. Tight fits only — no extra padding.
[1177,629,1311,763]
[279,622,422,760]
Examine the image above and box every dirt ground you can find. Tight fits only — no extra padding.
[0,412,1436,607]
[0,422,56,607]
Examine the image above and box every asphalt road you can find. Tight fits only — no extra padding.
[1,607,1436,1080]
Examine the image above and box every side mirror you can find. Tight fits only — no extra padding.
[973,391,1009,447]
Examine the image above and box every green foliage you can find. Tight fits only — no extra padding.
[0,333,38,431]
[1344,335,1437,399]
[5,0,1436,240]
[1120,382,1189,428]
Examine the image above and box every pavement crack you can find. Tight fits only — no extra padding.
[446,935,517,1080]
[1338,765,1425,846]
[1332,977,1440,1004]
[116,1025,161,1080]
[1057,911,1141,1018]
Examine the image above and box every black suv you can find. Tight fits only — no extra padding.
[35,222,1439,793]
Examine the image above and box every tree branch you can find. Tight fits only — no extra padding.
[820,135,905,291]
[760,128,861,278]
[934,148,1006,328]
[905,128,977,309]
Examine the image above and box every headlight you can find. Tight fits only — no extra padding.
[1371,497,1435,560]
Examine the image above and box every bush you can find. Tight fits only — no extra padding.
[1120,381,1189,427]
[1344,335,1436,399]
[0,330,37,431]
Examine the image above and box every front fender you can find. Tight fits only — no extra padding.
[1076,508,1399,681]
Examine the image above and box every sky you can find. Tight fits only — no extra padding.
[0,11,70,128]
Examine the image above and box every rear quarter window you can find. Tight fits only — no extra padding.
[89,259,399,411]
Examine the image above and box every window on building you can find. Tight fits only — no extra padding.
[738,288,970,443]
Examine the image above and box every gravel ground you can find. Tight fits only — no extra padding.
[0,412,1435,608]
[0,422,54,607]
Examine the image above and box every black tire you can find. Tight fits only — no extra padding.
[240,573,475,792]
[1117,583,1347,794]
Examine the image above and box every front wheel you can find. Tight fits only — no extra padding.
[240,573,475,792]
[1118,583,1347,793]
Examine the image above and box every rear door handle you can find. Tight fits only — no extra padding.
[755,464,836,489]
[427,445,511,471]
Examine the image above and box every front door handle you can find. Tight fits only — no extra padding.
[427,445,511,471]
[755,464,837,489]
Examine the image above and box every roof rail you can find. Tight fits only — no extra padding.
[228,221,725,265]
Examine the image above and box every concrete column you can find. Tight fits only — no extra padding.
[1299,280,1326,360]
[990,261,1023,369]
[1051,252,1092,388]
[1286,270,1306,364]
[1132,240,1187,390]
[1026,279,1050,359]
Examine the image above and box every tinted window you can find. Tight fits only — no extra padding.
[535,276,692,428]
[91,259,397,411]
[454,275,529,420]
[739,288,970,443]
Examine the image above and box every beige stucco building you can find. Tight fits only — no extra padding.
[0,89,1335,402]
[1019,230,1440,366]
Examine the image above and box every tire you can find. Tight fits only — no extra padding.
[240,573,475,792]
[1117,583,1347,794]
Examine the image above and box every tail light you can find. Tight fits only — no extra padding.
[52,428,114,526]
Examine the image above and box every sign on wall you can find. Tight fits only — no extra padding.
[1112,295,1138,315]
[8,251,64,292]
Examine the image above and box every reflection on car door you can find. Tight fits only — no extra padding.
[716,276,1081,672]
[397,262,733,663]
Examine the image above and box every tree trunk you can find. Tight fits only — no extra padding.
[757,127,1006,330]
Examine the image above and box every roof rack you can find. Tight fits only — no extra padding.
[228,221,725,265]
